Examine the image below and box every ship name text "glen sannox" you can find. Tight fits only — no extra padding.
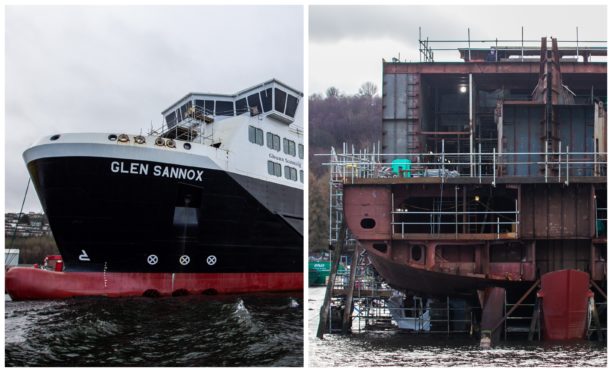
[110,161,204,181]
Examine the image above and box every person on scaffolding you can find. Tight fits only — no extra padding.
[485,46,497,62]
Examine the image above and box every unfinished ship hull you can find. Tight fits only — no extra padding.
[344,179,606,298]
[334,37,606,341]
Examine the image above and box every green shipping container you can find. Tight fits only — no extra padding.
[309,261,331,286]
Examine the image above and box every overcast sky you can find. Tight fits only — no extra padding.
[4,5,303,212]
[3,5,608,212]
[310,5,607,95]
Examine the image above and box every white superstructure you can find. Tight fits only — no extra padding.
[158,79,304,189]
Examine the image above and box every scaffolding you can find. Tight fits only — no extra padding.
[417,27,607,63]
[148,103,215,144]
[328,143,381,244]
[322,141,607,185]
[325,250,478,335]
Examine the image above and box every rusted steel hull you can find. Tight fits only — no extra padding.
[537,269,593,340]
[367,249,530,297]
[343,181,606,297]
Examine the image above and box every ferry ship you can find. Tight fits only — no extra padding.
[6,79,304,300]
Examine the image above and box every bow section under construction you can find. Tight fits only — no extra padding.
[330,37,606,343]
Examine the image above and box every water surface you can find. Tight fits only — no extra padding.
[308,287,606,367]
[6,293,303,367]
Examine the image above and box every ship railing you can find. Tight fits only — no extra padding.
[321,145,607,186]
[417,26,606,63]
[391,209,519,239]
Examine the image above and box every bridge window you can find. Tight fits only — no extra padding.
[236,98,248,115]
[205,100,215,115]
[194,99,204,111]
[285,94,299,118]
[247,93,262,115]
[260,88,273,112]
[179,101,193,121]
[216,100,234,116]
[165,111,177,127]
[275,88,287,113]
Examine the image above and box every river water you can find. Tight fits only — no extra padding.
[308,287,607,367]
[5,293,303,367]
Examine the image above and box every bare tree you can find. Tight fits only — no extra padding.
[358,82,378,97]
[325,86,341,98]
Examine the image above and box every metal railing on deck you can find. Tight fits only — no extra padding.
[391,209,519,239]
[321,141,607,186]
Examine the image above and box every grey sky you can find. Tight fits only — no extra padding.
[5,5,303,212]
[310,5,607,95]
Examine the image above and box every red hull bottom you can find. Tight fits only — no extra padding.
[5,267,303,301]
[538,269,593,340]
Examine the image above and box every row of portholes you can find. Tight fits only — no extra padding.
[107,133,192,151]
[371,242,424,262]
[146,254,217,266]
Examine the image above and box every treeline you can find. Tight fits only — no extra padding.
[308,83,382,254]
[6,236,59,265]
[309,83,382,173]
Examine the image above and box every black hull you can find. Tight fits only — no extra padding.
[27,156,303,273]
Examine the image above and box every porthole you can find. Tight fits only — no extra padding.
[50,134,60,141]
[411,245,423,262]
[372,243,387,253]
[360,218,376,229]
[108,134,118,141]
[184,143,191,150]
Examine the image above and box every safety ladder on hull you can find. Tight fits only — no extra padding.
[503,292,541,341]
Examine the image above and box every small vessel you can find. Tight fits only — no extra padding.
[6,79,304,300]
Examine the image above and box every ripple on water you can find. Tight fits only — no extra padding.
[308,287,606,367]
[5,293,302,367]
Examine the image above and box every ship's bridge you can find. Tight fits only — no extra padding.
[159,79,302,141]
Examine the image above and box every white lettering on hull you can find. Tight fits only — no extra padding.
[111,161,203,182]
